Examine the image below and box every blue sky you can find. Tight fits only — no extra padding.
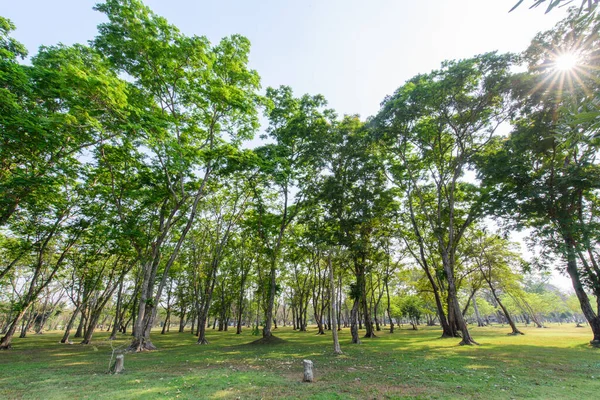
[3,0,566,119]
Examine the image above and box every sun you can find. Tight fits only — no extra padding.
[528,47,594,100]
[554,52,579,71]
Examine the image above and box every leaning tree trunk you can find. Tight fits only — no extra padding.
[19,308,35,338]
[161,308,171,335]
[0,308,28,349]
[236,304,244,335]
[61,306,80,343]
[35,298,50,334]
[409,200,454,338]
[444,254,477,345]
[487,281,523,335]
[472,297,485,327]
[565,237,600,346]
[109,315,121,341]
[423,266,454,338]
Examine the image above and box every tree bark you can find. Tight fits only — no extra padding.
[472,297,485,327]
[350,298,361,344]
[565,237,600,345]
[262,258,277,338]
[0,309,27,349]
[61,306,80,343]
[328,254,342,354]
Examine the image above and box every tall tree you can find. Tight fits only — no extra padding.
[321,116,396,341]
[92,0,261,351]
[252,86,333,339]
[375,52,516,345]
[479,11,600,345]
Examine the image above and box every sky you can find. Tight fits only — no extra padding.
[2,0,573,289]
[3,0,567,119]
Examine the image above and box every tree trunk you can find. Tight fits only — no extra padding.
[74,312,85,338]
[472,297,485,327]
[161,309,170,335]
[19,308,35,338]
[487,283,522,335]
[236,269,248,335]
[61,307,80,343]
[0,309,28,349]
[385,279,394,334]
[179,312,186,333]
[81,310,103,345]
[129,256,158,351]
[197,307,210,345]
[350,298,361,344]
[328,255,342,354]
[35,297,50,334]
[109,279,124,341]
[263,258,277,338]
[358,269,375,338]
[444,255,477,345]
[565,237,600,345]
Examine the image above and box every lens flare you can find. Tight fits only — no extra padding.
[554,52,579,71]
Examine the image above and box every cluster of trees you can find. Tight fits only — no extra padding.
[1,1,599,351]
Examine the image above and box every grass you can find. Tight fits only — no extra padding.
[1,323,599,399]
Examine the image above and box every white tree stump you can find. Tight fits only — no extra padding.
[303,359,314,382]
[114,354,124,374]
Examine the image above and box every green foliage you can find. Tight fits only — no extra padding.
[2,0,600,354]
[398,295,425,326]
[510,0,598,14]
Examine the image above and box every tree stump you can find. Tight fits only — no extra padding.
[114,354,124,374]
[303,359,314,382]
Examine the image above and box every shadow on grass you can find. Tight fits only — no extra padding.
[1,325,599,399]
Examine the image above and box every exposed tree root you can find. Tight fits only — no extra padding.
[127,339,157,352]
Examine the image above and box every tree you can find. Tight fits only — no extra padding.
[465,230,525,335]
[0,181,88,349]
[480,11,600,345]
[252,86,333,339]
[92,0,261,351]
[374,52,516,345]
[399,295,425,330]
[321,116,396,341]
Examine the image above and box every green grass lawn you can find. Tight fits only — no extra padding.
[1,324,599,399]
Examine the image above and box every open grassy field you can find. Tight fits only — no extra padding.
[0,324,599,399]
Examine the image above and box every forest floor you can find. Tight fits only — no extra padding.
[0,324,599,399]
